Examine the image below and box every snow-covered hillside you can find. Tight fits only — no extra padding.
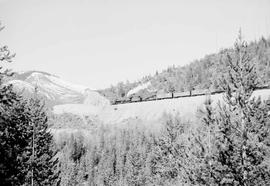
[55,88,270,127]
[7,71,110,108]
[102,89,269,125]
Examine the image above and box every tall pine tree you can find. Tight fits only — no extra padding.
[216,31,270,185]
[0,95,30,185]
[190,31,270,185]
[1,22,59,185]
[23,95,60,186]
[0,21,27,185]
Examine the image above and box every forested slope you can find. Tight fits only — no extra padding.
[54,34,270,185]
[99,37,270,102]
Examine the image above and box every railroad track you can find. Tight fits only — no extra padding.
[111,86,269,105]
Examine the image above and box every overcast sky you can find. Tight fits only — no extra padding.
[0,0,269,89]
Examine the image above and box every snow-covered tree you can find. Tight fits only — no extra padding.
[190,31,270,185]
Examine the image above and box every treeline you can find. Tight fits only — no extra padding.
[55,33,270,185]
[99,36,270,102]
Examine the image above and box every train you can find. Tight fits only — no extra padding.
[111,85,269,105]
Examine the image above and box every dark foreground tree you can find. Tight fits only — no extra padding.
[0,95,29,185]
[0,21,25,185]
[23,96,60,186]
[0,22,15,106]
[0,23,59,185]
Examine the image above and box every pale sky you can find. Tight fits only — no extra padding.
[0,0,269,89]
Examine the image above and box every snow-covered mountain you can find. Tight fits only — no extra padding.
[7,71,110,108]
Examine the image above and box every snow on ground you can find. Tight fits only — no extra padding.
[83,89,110,107]
[99,89,270,125]
[53,104,102,116]
[127,82,151,97]
[52,89,270,130]
[53,91,110,115]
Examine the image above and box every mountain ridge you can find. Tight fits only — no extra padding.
[6,70,110,108]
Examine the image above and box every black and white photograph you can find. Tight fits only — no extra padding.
[0,0,270,185]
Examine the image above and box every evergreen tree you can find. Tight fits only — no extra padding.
[190,31,270,185]
[0,96,30,185]
[23,96,60,186]
[0,21,15,106]
[186,97,221,185]
[0,22,27,185]
[0,89,60,185]
[152,114,189,185]
[69,133,86,162]
[125,129,150,186]
[215,31,270,185]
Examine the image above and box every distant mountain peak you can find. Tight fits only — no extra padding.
[7,70,110,108]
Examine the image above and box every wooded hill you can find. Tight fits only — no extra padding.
[99,36,270,102]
